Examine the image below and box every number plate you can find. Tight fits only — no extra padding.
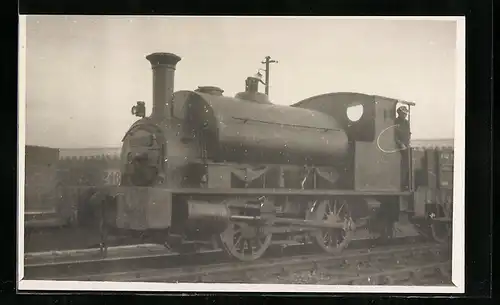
[103,170,122,186]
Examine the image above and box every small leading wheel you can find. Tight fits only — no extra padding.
[218,222,272,262]
[430,205,452,244]
[309,199,354,255]
[431,221,451,244]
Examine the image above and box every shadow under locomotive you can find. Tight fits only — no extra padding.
[48,52,452,262]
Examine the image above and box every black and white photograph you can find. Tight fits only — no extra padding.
[17,15,465,293]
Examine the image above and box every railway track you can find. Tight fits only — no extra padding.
[24,236,421,280]
[88,242,450,285]
[24,247,220,280]
[24,241,317,280]
[25,238,450,285]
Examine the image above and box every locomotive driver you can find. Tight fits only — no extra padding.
[395,106,411,190]
[395,106,410,149]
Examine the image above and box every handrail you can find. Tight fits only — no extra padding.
[232,116,341,132]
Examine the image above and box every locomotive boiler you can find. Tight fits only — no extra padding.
[80,52,443,261]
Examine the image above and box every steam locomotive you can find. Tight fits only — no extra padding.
[55,52,452,261]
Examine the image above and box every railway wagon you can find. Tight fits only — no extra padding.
[57,148,122,188]
[24,151,126,252]
[24,145,62,227]
[53,52,452,261]
[55,153,122,226]
[411,145,454,243]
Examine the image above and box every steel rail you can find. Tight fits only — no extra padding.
[47,242,448,283]
[25,243,168,260]
[24,248,221,280]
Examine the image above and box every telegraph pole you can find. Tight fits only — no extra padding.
[261,56,278,97]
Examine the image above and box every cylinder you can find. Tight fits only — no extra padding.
[146,52,182,121]
[187,201,231,222]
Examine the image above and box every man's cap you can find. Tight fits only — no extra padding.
[397,106,409,114]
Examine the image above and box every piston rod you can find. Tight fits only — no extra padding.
[229,215,346,229]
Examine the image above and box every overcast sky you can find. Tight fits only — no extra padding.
[23,16,460,149]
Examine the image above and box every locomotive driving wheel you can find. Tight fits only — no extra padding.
[218,221,272,262]
[309,199,354,255]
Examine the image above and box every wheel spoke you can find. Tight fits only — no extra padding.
[323,205,330,219]
[337,203,345,216]
[249,240,255,255]
[233,235,243,249]
[323,231,329,245]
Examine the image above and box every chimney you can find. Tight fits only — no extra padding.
[146,52,182,121]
